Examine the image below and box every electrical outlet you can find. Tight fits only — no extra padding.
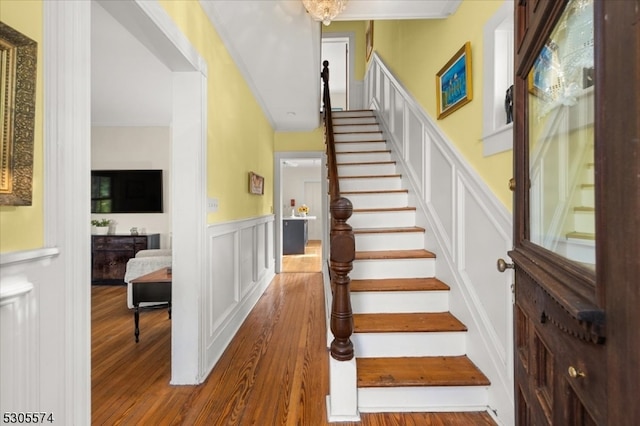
[207,197,219,212]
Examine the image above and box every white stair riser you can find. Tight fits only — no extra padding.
[346,192,408,209]
[349,210,416,229]
[583,167,595,185]
[357,386,489,413]
[340,177,401,192]
[353,332,465,357]
[335,124,381,133]
[558,239,596,265]
[351,290,449,314]
[355,231,423,251]
[333,117,378,125]
[338,163,397,177]
[333,111,374,118]
[337,151,392,163]
[573,211,595,234]
[351,258,435,280]
[334,132,384,142]
[335,141,387,152]
[580,187,594,206]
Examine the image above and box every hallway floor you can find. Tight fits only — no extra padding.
[92,273,495,425]
[282,239,322,272]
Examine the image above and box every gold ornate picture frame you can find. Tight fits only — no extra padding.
[1,22,37,206]
[436,42,473,119]
[365,20,374,62]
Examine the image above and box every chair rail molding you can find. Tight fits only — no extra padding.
[365,52,515,426]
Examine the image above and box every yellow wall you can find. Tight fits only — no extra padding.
[373,0,513,209]
[274,128,324,152]
[273,20,369,155]
[160,1,275,223]
[0,0,44,253]
[322,20,367,81]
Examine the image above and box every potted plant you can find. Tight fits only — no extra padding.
[91,218,111,235]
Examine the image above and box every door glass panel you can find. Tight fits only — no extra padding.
[528,0,594,269]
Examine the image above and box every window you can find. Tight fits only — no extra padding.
[482,1,514,156]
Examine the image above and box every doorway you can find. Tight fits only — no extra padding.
[90,0,207,385]
[281,176,323,273]
[321,37,349,111]
[274,152,326,274]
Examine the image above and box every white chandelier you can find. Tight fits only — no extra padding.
[302,0,349,26]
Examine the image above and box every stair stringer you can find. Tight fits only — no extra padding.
[365,52,514,425]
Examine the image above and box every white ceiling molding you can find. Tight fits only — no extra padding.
[335,0,462,21]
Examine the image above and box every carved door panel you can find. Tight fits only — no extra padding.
[512,1,639,424]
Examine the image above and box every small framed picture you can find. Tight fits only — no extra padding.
[249,171,264,195]
[528,41,561,100]
[436,42,473,119]
[365,20,374,61]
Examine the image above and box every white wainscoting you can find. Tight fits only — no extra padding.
[202,215,275,376]
[365,53,514,425]
[0,249,59,414]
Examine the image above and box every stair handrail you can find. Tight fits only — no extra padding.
[322,60,355,361]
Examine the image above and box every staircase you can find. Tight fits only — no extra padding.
[562,157,595,266]
[331,109,491,413]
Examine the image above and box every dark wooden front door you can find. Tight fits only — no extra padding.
[511,1,639,424]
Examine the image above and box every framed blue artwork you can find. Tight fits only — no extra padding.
[436,42,473,119]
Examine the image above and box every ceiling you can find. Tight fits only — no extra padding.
[91,0,461,130]
[91,2,173,127]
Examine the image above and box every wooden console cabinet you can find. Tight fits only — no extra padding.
[91,234,160,284]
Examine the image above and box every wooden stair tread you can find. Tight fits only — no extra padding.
[337,161,396,166]
[337,150,391,155]
[353,226,423,234]
[340,174,400,180]
[567,231,595,240]
[353,206,415,212]
[354,312,466,333]
[355,249,435,260]
[342,189,408,195]
[334,140,387,144]
[333,109,373,114]
[357,356,490,388]
[334,130,383,135]
[334,123,379,127]
[351,277,449,292]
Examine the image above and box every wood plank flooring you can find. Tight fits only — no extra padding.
[281,239,322,272]
[92,271,496,425]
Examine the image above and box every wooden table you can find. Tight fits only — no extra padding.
[131,267,172,342]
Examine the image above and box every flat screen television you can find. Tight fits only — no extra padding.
[91,169,163,213]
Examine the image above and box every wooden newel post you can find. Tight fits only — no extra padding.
[330,196,355,361]
[322,60,329,86]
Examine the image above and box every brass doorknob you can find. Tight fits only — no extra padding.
[497,258,514,272]
[509,178,516,191]
[568,366,585,379]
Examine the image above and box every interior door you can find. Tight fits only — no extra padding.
[510,1,639,424]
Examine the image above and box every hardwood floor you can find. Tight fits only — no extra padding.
[282,240,322,272]
[92,272,496,425]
